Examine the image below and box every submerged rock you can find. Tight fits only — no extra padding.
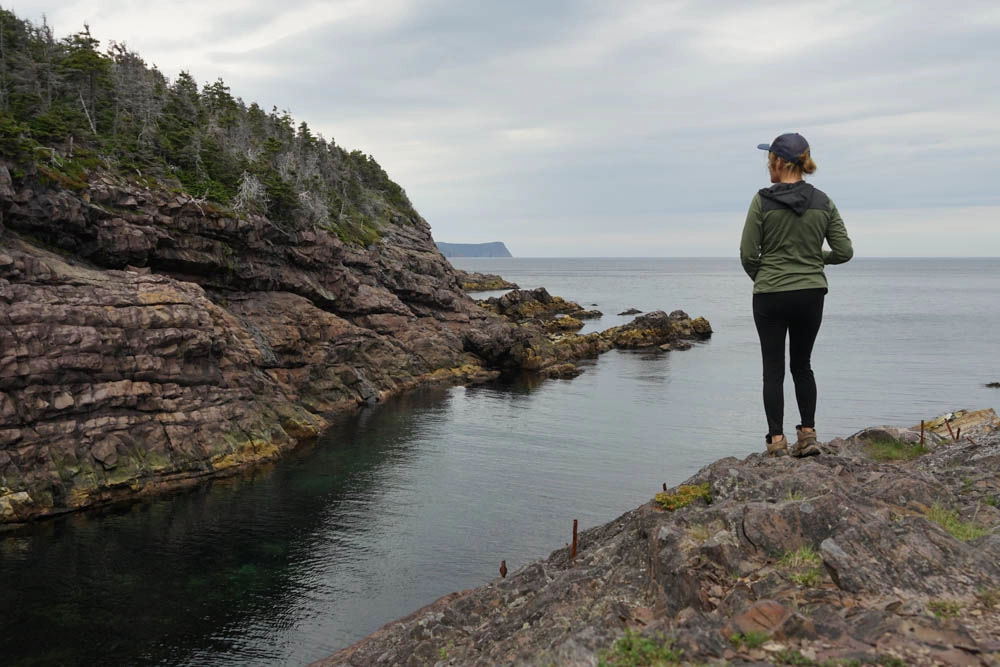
[311,410,1000,667]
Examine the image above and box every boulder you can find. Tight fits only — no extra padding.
[602,310,712,349]
[453,269,519,291]
[479,287,587,322]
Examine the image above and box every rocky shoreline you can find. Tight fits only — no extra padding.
[0,166,711,525]
[311,410,1000,667]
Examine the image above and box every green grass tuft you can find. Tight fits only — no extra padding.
[927,599,963,618]
[791,566,824,587]
[976,586,1000,608]
[728,630,768,650]
[926,503,989,541]
[777,545,825,587]
[864,437,929,462]
[598,629,683,666]
[779,545,822,568]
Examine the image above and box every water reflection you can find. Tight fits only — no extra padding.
[0,387,457,666]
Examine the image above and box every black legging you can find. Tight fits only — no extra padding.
[752,288,826,438]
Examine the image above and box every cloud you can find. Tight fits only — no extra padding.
[847,206,1000,257]
[9,0,1000,255]
[686,2,871,63]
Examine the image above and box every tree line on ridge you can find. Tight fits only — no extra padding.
[0,8,416,244]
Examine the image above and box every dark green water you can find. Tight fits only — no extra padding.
[3,257,999,665]
[5,363,704,666]
[1,389,470,665]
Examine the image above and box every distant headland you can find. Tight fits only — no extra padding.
[436,241,512,258]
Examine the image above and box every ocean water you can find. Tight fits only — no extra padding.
[1,257,998,666]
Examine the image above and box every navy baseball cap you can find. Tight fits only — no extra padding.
[757,133,809,165]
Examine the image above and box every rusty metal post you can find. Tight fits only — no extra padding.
[945,418,957,441]
[920,420,925,446]
[571,519,578,561]
[956,427,962,441]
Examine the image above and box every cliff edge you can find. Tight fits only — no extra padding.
[311,410,1000,666]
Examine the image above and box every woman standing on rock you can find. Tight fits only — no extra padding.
[740,133,853,458]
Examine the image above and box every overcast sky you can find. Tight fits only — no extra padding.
[12,1,1000,256]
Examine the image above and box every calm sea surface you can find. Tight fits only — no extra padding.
[2,257,998,665]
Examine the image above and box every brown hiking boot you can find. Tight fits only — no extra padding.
[766,434,788,458]
[792,426,821,457]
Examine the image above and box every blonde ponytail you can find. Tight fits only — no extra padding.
[799,150,817,175]
[768,150,817,177]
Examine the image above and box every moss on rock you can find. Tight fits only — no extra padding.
[654,483,712,511]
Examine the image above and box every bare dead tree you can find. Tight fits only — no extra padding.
[297,190,329,224]
[78,91,96,133]
[276,150,296,180]
[232,170,268,213]
[35,17,56,113]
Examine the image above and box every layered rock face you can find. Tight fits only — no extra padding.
[0,167,713,524]
[0,167,501,522]
[313,413,1000,666]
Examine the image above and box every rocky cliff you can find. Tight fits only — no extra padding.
[312,410,1000,667]
[0,167,710,524]
[0,165,500,523]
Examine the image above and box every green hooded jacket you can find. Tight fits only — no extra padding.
[740,181,853,294]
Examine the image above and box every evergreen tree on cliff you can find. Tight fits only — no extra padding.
[0,7,417,244]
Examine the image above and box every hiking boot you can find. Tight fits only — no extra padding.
[766,434,788,458]
[792,426,821,458]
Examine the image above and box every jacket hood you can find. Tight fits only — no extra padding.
[758,181,815,216]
